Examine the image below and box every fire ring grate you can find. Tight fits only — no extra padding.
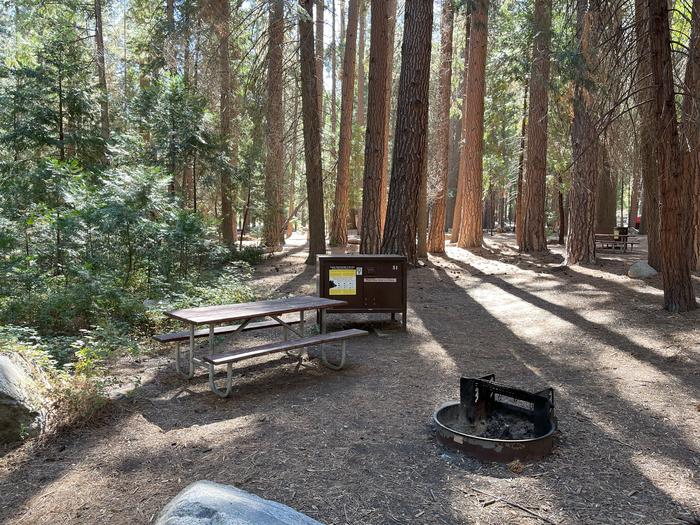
[433,375,557,463]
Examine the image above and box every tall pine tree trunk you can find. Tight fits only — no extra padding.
[595,139,617,233]
[95,0,110,162]
[557,173,567,243]
[520,0,552,252]
[417,161,428,258]
[446,17,468,231]
[380,0,433,264]
[379,0,398,233]
[214,0,237,245]
[628,169,641,229]
[515,78,528,245]
[349,0,367,229]
[287,87,301,237]
[566,0,598,265]
[263,0,285,249]
[681,0,700,270]
[166,0,177,74]
[456,0,488,249]
[428,0,455,254]
[635,0,661,268]
[594,139,611,232]
[300,0,327,262]
[316,0,325,120]
[361,0,391,253]
[451,12,472,243]
[647,0,697,311]
[331,0,338,155]
[329,0,359,247]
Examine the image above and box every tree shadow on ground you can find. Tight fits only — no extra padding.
[435,254,700,399]
[411,259,698,522]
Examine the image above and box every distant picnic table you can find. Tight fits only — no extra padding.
[594,233,639,254]
[155,295,367,397]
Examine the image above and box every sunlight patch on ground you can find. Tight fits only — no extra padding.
[406,305,460,375]
[630,454,700,511]
[459,279,578,345]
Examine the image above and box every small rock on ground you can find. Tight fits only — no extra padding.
[628,261,658,279]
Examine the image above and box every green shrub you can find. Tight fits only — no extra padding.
[0,326,109,434]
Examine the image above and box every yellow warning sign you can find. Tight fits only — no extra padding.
[329,268,357,295]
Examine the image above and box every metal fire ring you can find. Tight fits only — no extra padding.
[433,375,558,463]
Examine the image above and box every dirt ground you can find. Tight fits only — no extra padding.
[1,233,699,525]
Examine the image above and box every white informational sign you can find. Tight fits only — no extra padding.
[329,267,357,295]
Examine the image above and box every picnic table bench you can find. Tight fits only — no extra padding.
[156,296,368,397]
[594,234,639,254]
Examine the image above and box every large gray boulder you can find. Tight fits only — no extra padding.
[628,261,658,279]
[156,481,324,525]
[0,354,47,443]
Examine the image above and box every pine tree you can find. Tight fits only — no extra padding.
[380,0,433,264]
[263,0,285,249]
[427,0,455,254]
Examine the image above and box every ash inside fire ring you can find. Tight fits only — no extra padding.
[442,411,536,440]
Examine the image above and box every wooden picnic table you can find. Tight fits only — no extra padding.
[160,295,366,397]
[594,233,639,254]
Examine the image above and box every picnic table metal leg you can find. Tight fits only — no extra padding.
[208,324,215,355]
[321,340,347,370]
[175,325,196,379]
[208,362,233,398]
[319,307,347,369]
[319,309,326,334]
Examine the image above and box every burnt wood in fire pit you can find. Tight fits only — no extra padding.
[433,375,557,462]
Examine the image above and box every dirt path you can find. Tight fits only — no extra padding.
[1,234,699,525]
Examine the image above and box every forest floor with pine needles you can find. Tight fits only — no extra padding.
[1,233,699,525]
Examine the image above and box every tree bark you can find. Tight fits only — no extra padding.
[95,0,110,161]
[357,1,366,125]
[166,0,177,74]
[349,0,367,230]
[380,0,433,264]
[628,169,641,229]
[681,0,700,270]
[515,78,528,244]
[566,0,598,265]
[263,0,286,249]
[557,173,567,244]
[340,0,346,47]
[428,0,455,254]
[519,0,552,252]
[595,139,617,233]
[451,12,472,243]
[446,16,468,231]
[456,0,488,249]
[316,0,325,120]
[635,0,661,269]
[300,0,327,262]
[287,92,300,238]
[647,0,697,311]
[213,0,237,245]
[445,114,462,229]
[379,0,398,233]
[183,13,194,207]
[360,0,392,253]
[329,0,360,247]
[331,0,338,151]
[417,160,428,258]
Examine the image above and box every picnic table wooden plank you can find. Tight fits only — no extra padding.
[202,328,368,365]
[164,295,346,325]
